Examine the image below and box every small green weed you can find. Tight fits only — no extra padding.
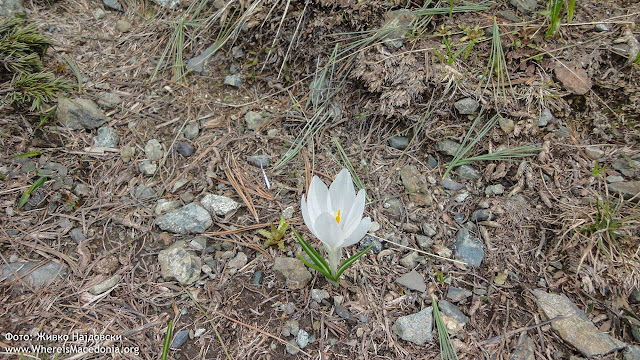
[591,161,606,176]
[432,295,459,360]
[18,175,47,209]
[544,0,565,38]
[160,320,173,360]
[258,216,289,249]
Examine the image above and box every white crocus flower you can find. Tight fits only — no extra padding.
[301,169,371,277]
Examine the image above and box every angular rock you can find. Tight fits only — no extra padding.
[399,252,421,269]
[144,139,163,161]
[158,241,202,285]
[89,274,121,295]
[272,257,311,289]
[392,307,433,345]
[155,203,213,234]
[415,235,434,250]
[454,98,479,115]
[456,164,481,181]
[359,235,382,254]
[228,252,248,270]
[538,108,554,127]
[510,0,537,13]
[134,185,155,199]
[57,97,108,130]
[102,0,123,11]
[388,136,409,150]
[70,228,87,243]
[186,45,217,75]
[155,199,182,215]
[608,181,640,201]
[533,289,626,357]
[446,287,472,303]
[440,179,464,191]
[454,228,484,268]
[1,261,67,288]
[296,330,309,349]
[0,0,24,16]
[224,74,242,87]
[510,335,535,360]
[499,117,515,134]
[93,126,119,147]
[555,63,592,95]
[396,270,426,292]
[400,165,430,205]
[175,141,195,157]
[201,194,239,216]
[170,330,190,349]
[584,146,604,160]
[383,197,403,218]
[612,158,639,177]
[244,111,265,130]
[471,209,492,222]
[96,92,122,108]
[121,145,134,163]
[183,122,199,140]
[436,139,461,156]
[151,0,180,9]
[438,300,469,324]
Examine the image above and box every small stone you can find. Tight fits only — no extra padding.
[446,287,473,302]
[194,328,206,337]
[57,97,107,130]
[381,9,415,48]
[510,0,537,13]
[538,108,554,127]
[311,289,328,303]
[228,252,248,270]
[183,123,199,140]
[201,194,240,216]
[134,185,155,199]
[74,183,91,197]
[438,300,469,325]
[1,261,67,288]
[594,24,609,32]
[144,139,163,161]
[359,235,382,254]
[92,126,119,148]
[606,175,624,183]
[155,199,182,215]
[282,319,299,337]
[282,206,294,220]
[421,224,437,237]
[121,145,134,163]
[392,307,433,345]
[415,235,433,250]
[608,181,640,201]
[454,191,469,203]
[485,184,505,196]
[454,98,479,115]
[175,142,195,157]
[399,252,421,269]
[94,256,119,275]
[556,126,571,138]
[285,340,299,355]
[369,221,381,233]
[454,228,484,268]
[231,46,244,58]
[400,165,431,205]
[96,92,122,108]
[383,197,403,218]
[189,237,207,251]
[499,117,515,133]
[281,302,296,315]
[440,179,464,191]
[93,8,106,19]
[172,178,189,193]
[273,257,312,289]
[427,154,438,169]
[436,139,461,156]
[612,158,639,177]
[89,274,121,295]
[335,304,357,322]
[158,241,202,285]
[224,74,242,87]
[624,346,640,360]
[253,270,264,285]
[103,0,123,11]
[248,155,270,168]
[116,20,132,33]
[388,136,409,150]
[471,209,492,222]
[244,111,265,130]
[70,228,87,243]
[584,146,604,160]
[296,330,309,348]
[151,0,180,9]
[498,10,521,22]
[180,192,194,203]
[396,270,426,292]
[555,63,592,95]
[510,335,536,360]
[456,164,481,181]
[155,203,213,234]
[170,330,190,349]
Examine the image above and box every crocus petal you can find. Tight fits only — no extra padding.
[329,169,356,219]
[341,217,371,247]
[301,197,316,237]
[307,176,331,221]
[313,212,345,249]
[342,189,366,237]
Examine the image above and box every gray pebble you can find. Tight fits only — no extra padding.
[175,142,195,157]
[388,136,409,150]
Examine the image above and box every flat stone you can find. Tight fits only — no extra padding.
[170,330,190,349]
[151,0,180,9]
[121,145,134,163]
[158,241,202,285]
[422,224,437,237]
[359,235,382,254]
[383,197,403,218]
[228,252,248,270]
[94,256,119,275]
[70,228,87,243]
[471,209,492,222]
[392,307,433,345]
[335,303,357,322]
[96,92,123,108]
[186,45,217,75]
[1,261,67,288]
[440,179,464,191]
[244,111,265,130]
[396,270,426,292]
[498,10,521,22]
[585,146,604,160]
[399,252,422,269]
[606,175,624,183]
[555,63,592,95]
[224,74,242,87]
[612,158,639,177]
[499,117,515,133]
[446,287,473,302]
[93,126,119,147]
[485,184,505,196]
[144,139,163,161]
[454,228,484,268]
[183,122,199,139]
[388,136,409,150]
[311,289,328,303]
[436,139,461,157]
[285,339,299,355]
[201,194,239,216]
[57,97,107,130]
[427,154,439,168]
[103,0,123,11]
[400,165,430,205]
[438,300,469,324]
[624,345,640,360]
[155,203,213,234]
[272,257,312,289]
[454,98,479,115]
[189,237,207,251]
[538,108,554,127]
[296,330,309,349]
[534,290,626,357]
[134,185,155,199]
[510,0,537,13]
[608,181,640,201]
[594,24,610,32]
[248,155,270,168]
[155,199,182,215]
[415,235,433,250]
[456,164,481,181]
[89,274,121,295]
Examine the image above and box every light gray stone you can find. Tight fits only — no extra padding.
[396,270,426,292]
[144,139,163,161]
[436,139,461,157]
[134,185,155,199]
[96,92,122,108]
[538,108,554,127]
[183,122,199,140]
[311,289,328,303]
[388,136,409,150]
[155,203,213,234]
[89,274,121,295]
[116,20,132,33]
[244,111,265,130]
[1,261,67,288]
[381,9,415,48]
[201,194,239,216]
[158,241,202,285]
[248,155,270,168]
[57,97,107,130]
[121,145,134,163]
[228,252,248,269]
[446,287,472,303]
[608,181,640,201]
[454,228,484,268]
[438,300,469,324]
[155,199,182,215]
[456,164,481,181]
[70,228,87,243]
[606,175,624,183]
[499,117,515,133]
[224,74,242,87]
[510,0,537,13]
[272,257,312,289]
[93,126,119,147]
[103,0,123,11]
[399,252,421,269]
[296,330,309,349]
[454,98,479,114]
[415,235,433,250]
[0,0,24,16]
[151,0,180,9]
[533,289,626,357]
[392,307,433,345]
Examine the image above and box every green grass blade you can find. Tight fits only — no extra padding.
[335,242,374,279]
[292,228,331,275]
[432,295,459,360]
[12,151,42,159]
[567,0,575,22]
[161,320,173,360]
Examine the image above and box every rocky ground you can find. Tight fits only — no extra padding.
[1,0,640,359]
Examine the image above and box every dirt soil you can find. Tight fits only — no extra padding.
[1,0,640,359]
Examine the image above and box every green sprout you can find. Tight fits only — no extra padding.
[18,175,47,209]
[258,216,289,249]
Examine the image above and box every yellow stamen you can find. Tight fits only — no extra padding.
[335,209,341,223]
